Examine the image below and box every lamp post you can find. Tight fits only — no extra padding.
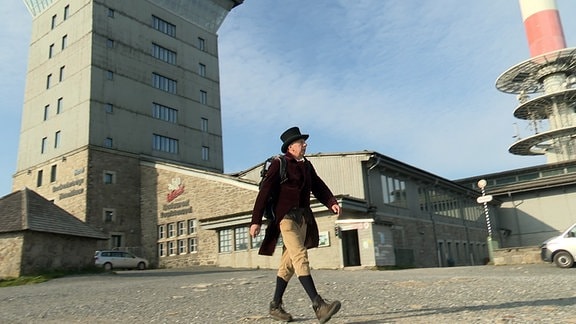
[477,179,497,264]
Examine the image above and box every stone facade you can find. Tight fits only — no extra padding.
[12,147,89,220]
[140,161,258,268]
[12,147,143,251]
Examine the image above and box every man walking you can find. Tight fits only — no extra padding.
[250,127,341,323]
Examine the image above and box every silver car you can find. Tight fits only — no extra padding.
[541,223,576,268]
[94,250,148,271]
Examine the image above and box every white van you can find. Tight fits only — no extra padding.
[94,250,148,271]
[541,223,576,268]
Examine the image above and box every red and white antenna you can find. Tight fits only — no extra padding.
[496,0,576,163]
[519,0,566,57]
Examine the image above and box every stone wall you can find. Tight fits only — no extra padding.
[1,231,101,278]
[492,246,544,266]
[0,232,24,278]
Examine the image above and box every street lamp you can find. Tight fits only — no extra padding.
[477,179,497,264]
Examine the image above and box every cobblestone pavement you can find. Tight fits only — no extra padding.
[1,264,575,323]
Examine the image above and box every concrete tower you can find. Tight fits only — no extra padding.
[14,0,242,251]
[496,0,576,163]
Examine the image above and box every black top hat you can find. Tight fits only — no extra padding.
[280,127,309,153]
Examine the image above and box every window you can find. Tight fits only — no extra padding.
[46,74,52,89]
[153,134,179,154]
[106,38,114,48]
[178,240,186,254]
[252,224,266,248]
[198,37,205,51]
[59,66,65,81]
[202,146,209,161]
[103,171,115,184]
[158,225,165,239]
[201,118,208,132]
[54,131,61,148]
[111,235,122,248]
[177,221,185,236]
[108,8,115,18]
[51,14,57,29]
[104,103,113,113]
[152,103,178,123]
[188,219,196,234]
[152,15,176,37]
[198,63,206,77]
[200,90,207,105]
[57,97,63,113]
[188,238,197,253]
[37,170,43,187]
[104,137,113,148]
[106,70,114,80]
[152,73,177,94]
[235,227,249,251]
[41,137,48,154]
[168,241,176,255]
[44,105,49,121]
[219,229,232,253]
[103,209,115,223]
[152,43,176,64]
[49,44,54,58]
[381,174,407,208]
[64,5,69,20]
[168,223,175,237]
[50,165,57,182]
[61,35,67,49]
[158,243,165,257]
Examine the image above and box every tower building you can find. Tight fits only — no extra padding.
[496,0,576,163]
[13,0,242,251]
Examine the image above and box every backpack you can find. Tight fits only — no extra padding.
[259,155,288,222]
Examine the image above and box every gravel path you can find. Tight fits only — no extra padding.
[1,264,575,323]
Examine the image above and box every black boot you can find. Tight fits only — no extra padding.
[269,300,293,322]
[312,295,341,324]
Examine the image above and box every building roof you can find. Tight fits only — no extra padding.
[455,159,576,195]
[0,188,108,239]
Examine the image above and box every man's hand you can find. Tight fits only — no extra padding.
[331,203,341,215]
[250,224,261,238]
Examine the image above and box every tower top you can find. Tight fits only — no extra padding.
[519,0,566,57]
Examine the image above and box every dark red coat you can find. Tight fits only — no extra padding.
[251,153,338,255]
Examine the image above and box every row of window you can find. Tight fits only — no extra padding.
[380,173,484,223]
[158,220,197,239]
[48,35,68,59]
[43,98,64,121]
[151,15,207,52]
[36,164,58,187]
[40,131,62,154]
[93,132,210,160]
[150,43,207,77]
[50,4,70,30]
[158,238,197,257]
[46,66,66,89]
[217,226,272,253]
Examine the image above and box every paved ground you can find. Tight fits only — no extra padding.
[0,264,575,323]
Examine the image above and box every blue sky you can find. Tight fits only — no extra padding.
[2,0,576,197]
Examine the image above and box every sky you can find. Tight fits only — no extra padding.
[2,1,576,197]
